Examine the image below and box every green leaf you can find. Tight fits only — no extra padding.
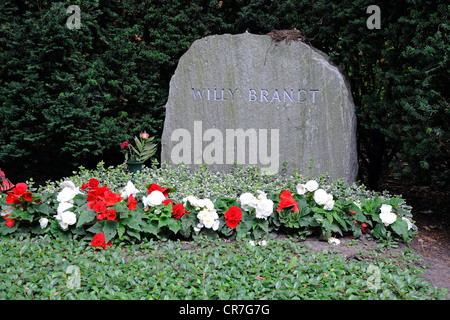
[141,220,158,236]
[103,220,118,243]
[123,216,141,231]
[36,203,51,215]
[76,210,96,228]
[86,222,103,235]
[167,218,180,234]
[390,219,408,238]
[18,210,33,222]
[286,256,298,271]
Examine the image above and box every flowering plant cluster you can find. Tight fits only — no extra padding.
[0,177,417,248]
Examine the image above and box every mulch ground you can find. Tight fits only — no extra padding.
[379,177,450,299]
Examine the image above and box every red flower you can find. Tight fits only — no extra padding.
[350,211,357,215]
[96,212,106,221]
[148,183,169,197]
[140,132,149,139]
[361,222,369,233]
[224,206,242,229]
[11,183,27,197]
[106,209,117,221]
[121,141,129,149]
[91,232,112,250]
[88,178,100,189]
[279,190,293,200]
[6,192,19,205]
[23,192,33,202]
[162,199,173,206]
[93,200,107,214]
[127,195,137,211]
[103,190,122,206]
[4,214,15,228]
[172,203,188,219]
[276,190,299,213]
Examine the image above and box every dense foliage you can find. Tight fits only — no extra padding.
[0,163,417,245]
[1,0,448,188]
[0,235,447,300]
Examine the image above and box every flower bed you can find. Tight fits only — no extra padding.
[0,163,417,249]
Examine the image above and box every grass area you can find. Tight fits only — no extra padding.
[0,235,447,300]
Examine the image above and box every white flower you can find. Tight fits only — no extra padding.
[259,240,268,246]
[313,189,328,205]
[255,190,267,200]
[57,187,79,203]
[324,199,335,211]
[379,204,397,226]
[1,205,14,217]
[402,217,413,230]
[328,237,341,246]
[57,202,74,214]
[183,196,214,210]
[249,240,256,246]
[196,208,219,230]
[296,184,307,195]
[39,218,49,229]
[203,199,215,210]
[121,181,141,198]
[54,210,76,230]
[142,190,166,207]
[380,204,392,214]
[255,198,274,219]
[305,180,319,192]
[354,200,361,209]
[239,193,257,211]
[183,196,199,208]
[60,181,77,189]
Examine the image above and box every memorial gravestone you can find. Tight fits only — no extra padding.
[161,32,358,184]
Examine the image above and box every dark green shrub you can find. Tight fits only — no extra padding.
[1,0,448,189]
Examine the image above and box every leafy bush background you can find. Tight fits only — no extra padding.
[0,0,448,189]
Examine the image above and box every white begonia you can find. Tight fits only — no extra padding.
[296,184,307,195]
[255,190,267,200]
[1,205,14,217]
[60,181,77,189]
[379,204,397,226]
[196,208,219,230]
[255,198,274,219]
[183,196,199,208]
[121,181,141,198]
[402,217,413,230]
[39,217,49,229]
[313,189,329,205]
[57,180,81,203]
[54,210,76,230]
[324,199,335,211]
[239,192,257,211]
[57,187,79,203]
[142,190,166,208]
[328,237,341,246]
[57,202,74,214]
[305,180,319,192]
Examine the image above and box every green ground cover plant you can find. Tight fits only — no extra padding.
[0,234,446,300]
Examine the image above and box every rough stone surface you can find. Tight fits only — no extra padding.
[161,32,358,184]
